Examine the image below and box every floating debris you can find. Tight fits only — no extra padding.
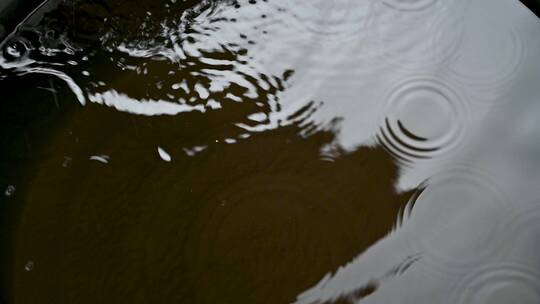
[158,147,172,162]
[89,155,110,164]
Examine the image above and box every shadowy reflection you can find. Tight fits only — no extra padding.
[11,102,411,304]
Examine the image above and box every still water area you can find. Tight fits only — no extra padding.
[1,0,540,303]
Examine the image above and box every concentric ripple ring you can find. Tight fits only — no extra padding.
[377,77,469,163]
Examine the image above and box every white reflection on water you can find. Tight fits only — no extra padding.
[159,0,538,303]
[288,0,540,302]
[88,90,205,116]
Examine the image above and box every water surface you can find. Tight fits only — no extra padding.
[1,0,540,303]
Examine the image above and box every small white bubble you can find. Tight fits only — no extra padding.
[158,147,172,162]
[4,185,15,197]
[62,156,73,168]
[24,260,34,272]
[82,71,90,76]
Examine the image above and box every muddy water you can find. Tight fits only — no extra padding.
[1,0,540,303]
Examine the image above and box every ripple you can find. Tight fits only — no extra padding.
[256,0,373,42]
[408,166,512,278]
[376,78,469,163]
[176,146,407,303]
[504,202,540,267]
[381,0,437,11]
[211,0,374,91]
[454,263,540,304]
[450,30,523,91]
[88,90,205,116]
[0,0,300,151]
[370,0,465,70]
[183,174,338,303]
[447,1,525,96]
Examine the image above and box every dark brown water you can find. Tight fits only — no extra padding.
[1,0,540,303]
